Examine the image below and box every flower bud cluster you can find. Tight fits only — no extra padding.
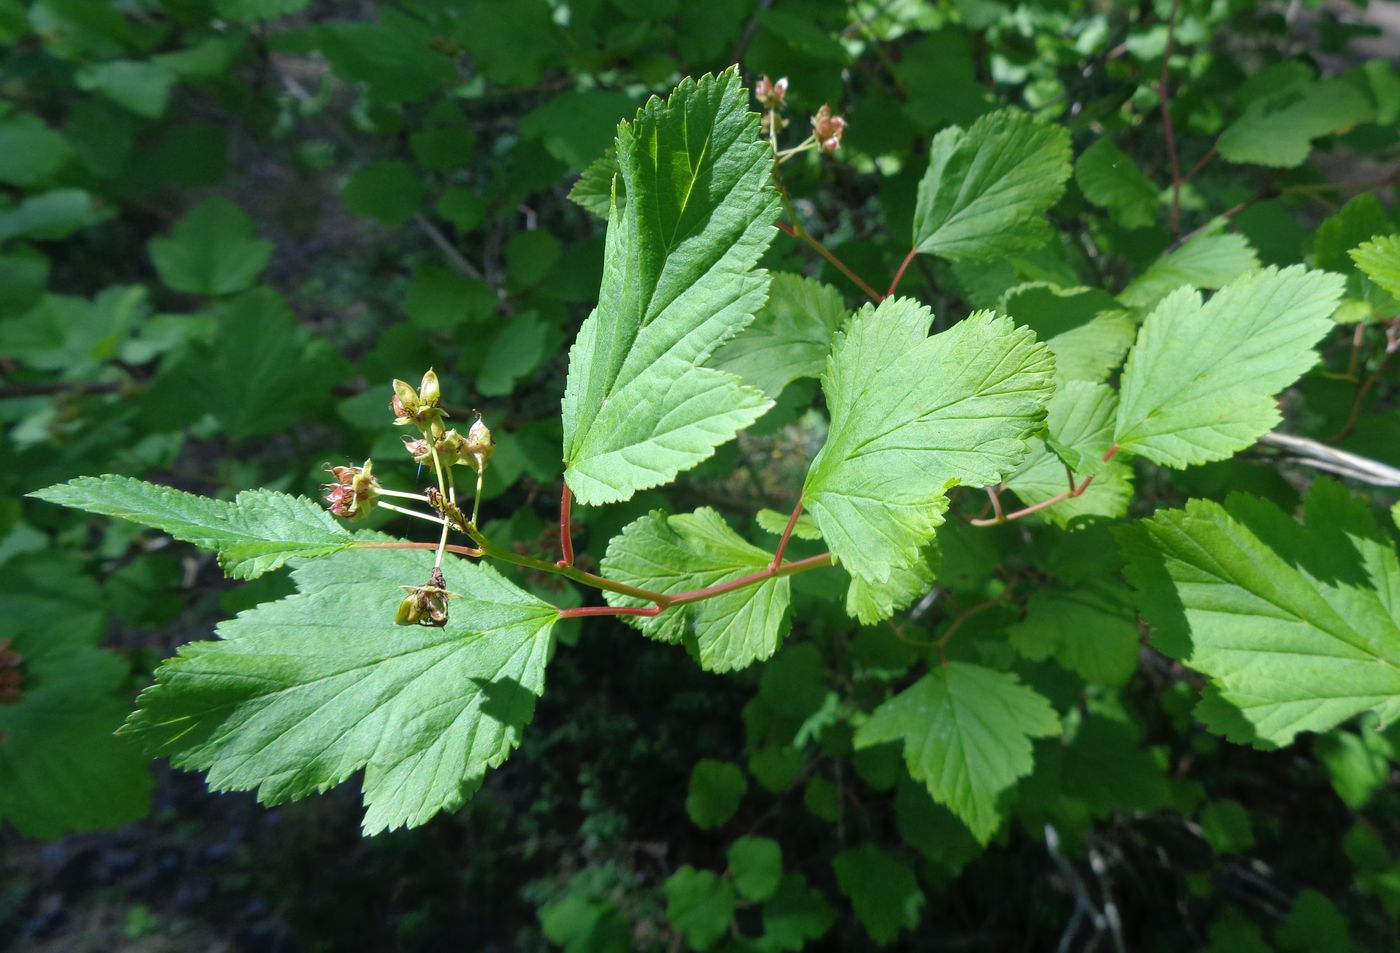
[323,459,378,520]
[401,415,494,472]
[391,369,446,436]
[812,104,847,154]
[756,74,789,134]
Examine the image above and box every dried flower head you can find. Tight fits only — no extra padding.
[323,459,378,519]
[394,569,457,626]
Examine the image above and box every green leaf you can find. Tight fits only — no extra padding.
[803,301,1054,622]
[180,288,346,440]
[1318,715,1395,809]
[665,866,734,951]
[567,148,620,219]
[561,69,778,504]
[0,553,152,838]
[1314,195,1393,273]
[148,198,273,296]
[1075,138,1160,229]
[762,874,835,951]
[0,286,147,378]
[1118,480,1400,746]
[75,60,174,118]
[409,125,476,172]
[30,475,354,579]
[601,508,790,672]
[911,108,1071,261]
[1009,580,1141,685]
[1118,229,1261,310]
[121,547,558,834]
[832,845,925,945]
[1114,266,1345,467]
[343,159,426,225]
[855,662,1061,842]
[1219,78,1374,168]
[1201,800,1256,854]
[728,835,783,902]
[520,90,637,171]
[1350,234,1400,298]
[0,188,105,241]
[998,283,1135,383]
[1003,380,1133,526]
[710,273,849,399]
[686,758,747,829]
[0,114,71,186]
[756,507,822,540]
[477,313,548,397]
[215,0,310,20]
[1276,889,1354,953]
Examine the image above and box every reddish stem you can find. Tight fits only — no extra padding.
[557,483,575,567]
[769,498,805,570]
[970,445,1119,526]
[776,221,882,302]
[886,247,919,298]
[556,553,833,620]
[559,604,663,619]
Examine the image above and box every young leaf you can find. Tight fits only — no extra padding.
[1117,229,1260,310]
[1075,138,1160,229]
[665,866,735,951]
[686,759,747,829]
[567,147,620,219]
[1115,266,1345,467]
[728,836,783,902]
[855,662,1061,842]
[803,300,1054,621]
[31,475,354,579]
[1350,234,1400,298]
[756,507,822,540]
[602,508,791,667]
[602,509,790,671]
[1219,78,1374,168]
[1119,481,1400,747]
[1003,380,1133,526]
[1008,580,1141,686]
[832,844,925,945]
[148,198,273,296]
[762,874,835,950]
[710,273,849,399]
[911,108,1071,261]
[561,69,779,504]
[121,546,558,834]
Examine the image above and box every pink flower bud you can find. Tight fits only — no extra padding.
[812,105,847,154]
[755,75,788,110]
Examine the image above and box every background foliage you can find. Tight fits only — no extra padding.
[2,0,1399,950]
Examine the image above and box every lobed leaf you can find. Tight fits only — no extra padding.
[121,546,558,834]
[1350,234,1400,298]
[710,273,849,399]
[855,662,1060,842]
[803,300,1054,621]
[31,474,354,579]
[601,508,790,672]
[1119,480,1400,747]
[1219,77,1374,168]
[911,108,1071,261]
[1114,266,1345,467]
[561,69,779,504]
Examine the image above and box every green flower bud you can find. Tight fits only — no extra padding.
[465,416,494,472]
